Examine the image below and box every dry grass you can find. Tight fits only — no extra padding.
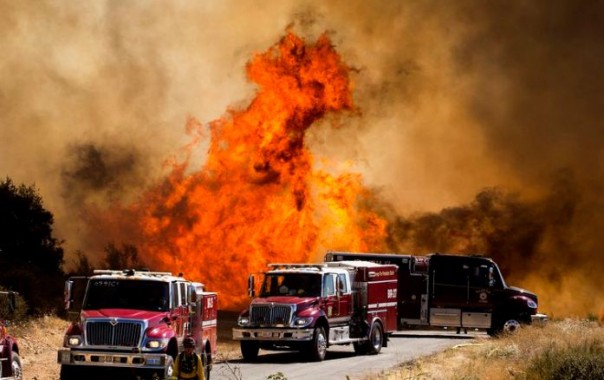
[375,319,604,380]
[8,315,604,380]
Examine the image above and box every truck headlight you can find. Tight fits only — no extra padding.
[527,300,538,309]
[293,317,313,328]
[66,336,82,347]
[238,316,250,326]
[145,339,168,349]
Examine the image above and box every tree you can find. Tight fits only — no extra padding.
[102,242,147,270]
[0,177,65,314]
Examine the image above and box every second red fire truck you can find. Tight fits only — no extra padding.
[233,261,398,361]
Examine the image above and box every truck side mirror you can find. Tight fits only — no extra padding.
[64,280,73,310]
[7,292,16,313]
[248,275,255,298]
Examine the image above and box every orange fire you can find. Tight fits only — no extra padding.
[122,32,387,310]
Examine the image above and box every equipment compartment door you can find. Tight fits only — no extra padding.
[429,257,470,308]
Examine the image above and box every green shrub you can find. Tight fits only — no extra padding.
[524,339,604,380]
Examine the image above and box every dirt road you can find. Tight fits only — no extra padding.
[213,330,481,380]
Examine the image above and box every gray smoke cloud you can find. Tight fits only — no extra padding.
[1,1,603,317]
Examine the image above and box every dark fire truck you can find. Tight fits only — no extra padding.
[233,261,398,361]
[0,291,21,380]
[58,269,217,380]
[325,251,547,336]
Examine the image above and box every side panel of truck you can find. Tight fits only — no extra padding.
[200,293,218,358]
[429,255,495,328]
[326,252,500,329]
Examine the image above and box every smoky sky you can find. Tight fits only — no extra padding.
[1,0,603,316]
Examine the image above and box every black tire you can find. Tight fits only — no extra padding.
[365,322,383,355]
[240,341,260,361]
[202,349,211,380]
[308,326,327,362]
[488,318,522,337]
[11,352,23,380]
[164,355,174,380]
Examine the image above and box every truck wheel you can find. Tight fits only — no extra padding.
[240,341,260,361]
[202,349,211,380]
[11,352,23,380]
[487,318,522,337]
[365,322,383,355]
[502,319,521,334]
[308,326,327,362]
[164,356,174,380]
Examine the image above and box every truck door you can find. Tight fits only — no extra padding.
[336,273,351,317]
[171,281,189,339]
[467,263,496,309]
[323,273,348,323]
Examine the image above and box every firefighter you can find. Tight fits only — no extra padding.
[172,337,205,380]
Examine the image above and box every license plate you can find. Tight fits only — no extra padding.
[259,331,274,338]
[101,356,114,363]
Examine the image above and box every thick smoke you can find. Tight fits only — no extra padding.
[1,1,603,317]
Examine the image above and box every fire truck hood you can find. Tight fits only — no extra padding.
[82,309,169,322]
[507,286,538,301]
[253,296,319,307]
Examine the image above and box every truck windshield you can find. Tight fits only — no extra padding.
[83,280,170,311]
[260,273,321,297]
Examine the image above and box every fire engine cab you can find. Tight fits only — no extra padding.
[58,269,217,380]
[233,261,398,361]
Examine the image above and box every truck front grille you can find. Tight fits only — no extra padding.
[86,321,143,347]
[250,304,294,326]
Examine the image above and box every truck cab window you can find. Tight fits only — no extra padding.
[171,282,180,308]
[179,282,187,305]
[260,273,321,297]
[337,273,348,294]
[83,280,170,311]
[323,275,336,296]
[471,265,498,288]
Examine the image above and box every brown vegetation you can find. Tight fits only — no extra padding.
[376,319,604,380]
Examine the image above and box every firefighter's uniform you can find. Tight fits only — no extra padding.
[172,351,205,380]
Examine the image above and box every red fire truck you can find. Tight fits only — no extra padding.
[324,251,548,336]
[0,291,21,380]
[58,269,217,380]
[233,261,398,361]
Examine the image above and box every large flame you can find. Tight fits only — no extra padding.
[121,32,387,309]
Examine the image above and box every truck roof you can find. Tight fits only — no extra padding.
[91,269,193,283]
[267,263,349,275]
[267,261,394,274]
[326,260,395,268]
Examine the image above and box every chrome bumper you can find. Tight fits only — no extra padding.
[233,327,314,341]
[531,313,548,326]
[57,348,169,369]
